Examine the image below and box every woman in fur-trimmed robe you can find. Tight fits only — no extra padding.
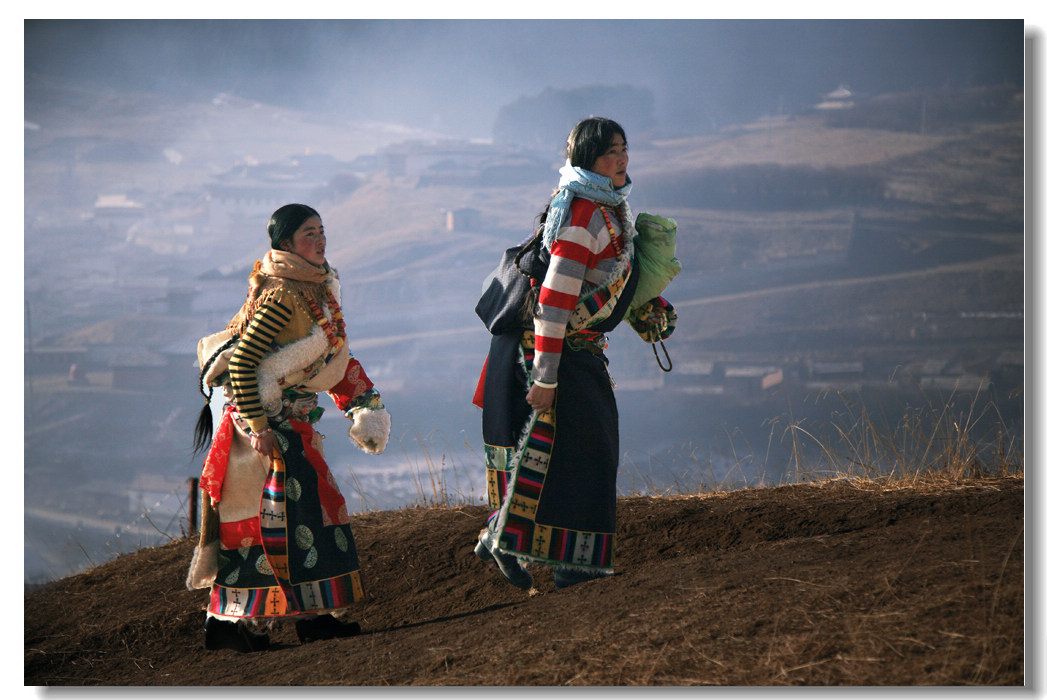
[188,203,391,652]
[472,118,677,591]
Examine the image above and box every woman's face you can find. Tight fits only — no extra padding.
[591,133,629,188]
[283,215,326,266]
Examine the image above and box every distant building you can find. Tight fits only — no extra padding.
[474,154,554,187]
[917,357,987,393]
[806,359,865,390]
[379,139,493,179]
[378,139,551,187]
[111,349,169,391]
[157,336,201,388]
[920,374,987,393]
[761,368,785,391]
[204,153,351,231]
[92,194,146,233]
[724,365,783,398]
[25,346,88,375]
[446,208,481,232]
[125,219,196,256]
[675,359,723,395]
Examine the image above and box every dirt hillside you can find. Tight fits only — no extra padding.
[25,477,1024,687]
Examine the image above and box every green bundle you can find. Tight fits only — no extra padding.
[628,212,682,313]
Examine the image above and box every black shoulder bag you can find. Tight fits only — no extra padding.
[475,231,550,334]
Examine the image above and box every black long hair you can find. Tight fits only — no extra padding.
[535,116,628,232]
[191,334,238,458]
[565,117,627,172]
[192,202,319,458]
[517,118,628,322]
[268,203,320,250]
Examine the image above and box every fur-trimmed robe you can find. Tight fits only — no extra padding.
[187,256,390,595]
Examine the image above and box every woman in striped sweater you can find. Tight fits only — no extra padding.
[188,203,390,652]
[474,118,676,590]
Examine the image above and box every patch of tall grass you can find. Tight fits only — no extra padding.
[399,429,484,508]
[357,380,1022,510]
[778,382,1022,488]
[619,381,1022,498]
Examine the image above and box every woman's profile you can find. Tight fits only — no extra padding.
[473,117,677,590]
[188,203,390,652]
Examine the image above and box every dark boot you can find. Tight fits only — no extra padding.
[295,614,363,643]
[203,615,270,652]
[475,530,533,590]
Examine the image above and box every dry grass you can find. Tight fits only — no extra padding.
[26,475,1023,686]
[778,385,1023,488]
[404,383,1022,519]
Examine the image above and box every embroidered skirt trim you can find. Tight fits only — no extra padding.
[206,417,366,619]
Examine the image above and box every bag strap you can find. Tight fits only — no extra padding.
[653,341,673,372]
[513,229,544,277]
[198,334,239,401]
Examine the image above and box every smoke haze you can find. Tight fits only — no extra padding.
[25,19,1023,138]
[23,20,1025,584]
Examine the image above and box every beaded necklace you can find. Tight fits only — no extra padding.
[598,205,624,260]
[304,289,346,351]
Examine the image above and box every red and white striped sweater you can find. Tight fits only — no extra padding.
[532,198,629,387]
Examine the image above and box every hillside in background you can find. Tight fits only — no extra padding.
[25,79,1024,585]
[23,24,1027,687]
[25,476,1024,686]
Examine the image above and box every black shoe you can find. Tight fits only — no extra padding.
[553,567,611,590]
[204,616,270,653]
[476,531,533,590]
[295,614,363,643]
[474,534,494,563]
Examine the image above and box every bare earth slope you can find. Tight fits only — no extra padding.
[25,477,1024,686]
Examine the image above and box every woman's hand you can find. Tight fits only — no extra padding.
[645,305,668,333]
[650,305,668,325]
[526,384,556,413]
[250,429,278,455]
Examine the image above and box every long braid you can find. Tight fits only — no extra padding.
[192,335,238,457]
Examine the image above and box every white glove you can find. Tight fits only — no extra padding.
[348,407,391,455]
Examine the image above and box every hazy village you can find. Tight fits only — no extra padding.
[24,79,1024,584]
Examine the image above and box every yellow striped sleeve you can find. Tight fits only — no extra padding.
[228,297,293,430]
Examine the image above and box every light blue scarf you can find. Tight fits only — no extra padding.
[541,161,633,249]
